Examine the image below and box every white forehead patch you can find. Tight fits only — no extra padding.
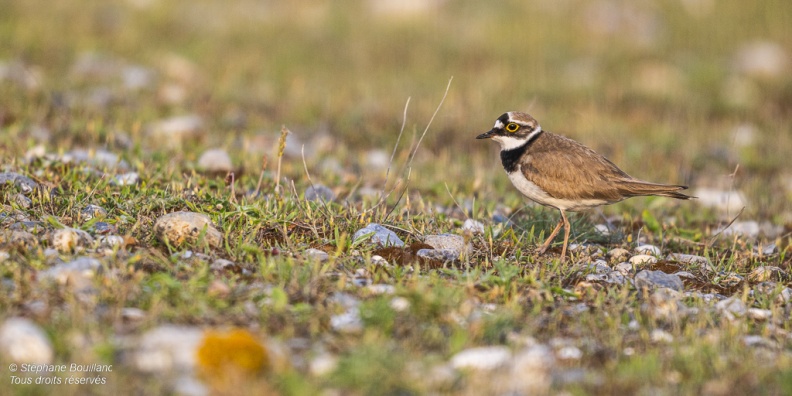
[494,120,505,129]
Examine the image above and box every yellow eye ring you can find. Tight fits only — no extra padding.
[505,123,519,133]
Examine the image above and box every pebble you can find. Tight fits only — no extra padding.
[64,148,128,170]
[98,235,125,248]
[51,227,94,253]
[666,253,710,266]
[309,353,338,377]
[13,194,32,209]
[80,204,107,221]
[417,248,458,262]
[450,346,511,370]
[747,308,772,321]
[715,296,746,320]
[634,270,684,291]
[423,234,470,255]
[613,262,634,275]
[594,224,611,236]
[38,256,102,283]
[635,244,661,256]
[304,184,336,202]
[0,317,54,364]
[111,172,140,186]
[147,115,204,148]
[154,211,223,249]
[607,248,631,264]
[390,297,410,312]
[462,219,486,234]
[303,248,330,262]
[133,325,204,373]
[629,254,658,266]
[353,223,404,247]
[507,345,554,394]
[716,220,760,238]
[650,329,674,343]
[0,172,39,194]
[748,266,788,283]
[209,258,239,272]
[1,230,39,250]
[330,310,363,334]
[365,149,390,170]
[197,148,233,173]
[365,284,396,295]
[734,41,789,79]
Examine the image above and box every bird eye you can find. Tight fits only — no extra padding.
[505,123,519,132]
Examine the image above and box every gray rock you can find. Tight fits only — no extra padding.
[330,310,363,334]
[304,248,329,262]
[450,346,511,370]
[666,253,710,265]
[613,262,635,275]
[197,148,233,173]
[747,308,772,321]
[0,317,53,364]
[1,230,38,250]
[154,211,222,249]
[0,172,39,194]
[423,233,469,254]
[365,284,396,295]
[64,148,127,170]
[13,194,32,209]
[716,296,747,320]
[304,184,336,202]
[80,204,107,222]
[635,270,684,291]
[417,248,458,262]
[353,223,404,247]
[38,256,102,283]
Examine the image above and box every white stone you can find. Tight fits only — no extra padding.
[629,254,658,266]
[309,353,338,377]
[390,297,410,312]
[462,219,486,234]
[154,211,222,249]
[366,284,396,295]
[134,325,204,373]
[0,318,53,364]
[635,244,661,256]
[450,346,511,371]
[51,228,94,253]
[330,310,363,334]
[734,41,789,79]
[423,234,470,254]
[666,253,710,265]
[650,329,674,343]
[353,224,404,247]
[197,149,233,173]
[693,187,746,213]
[38,257,102,283]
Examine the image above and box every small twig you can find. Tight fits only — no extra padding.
[274,126,290,196]
[301,144,332,217]
[707,206,745,246]
[224,172,237,204]
[385,77,453,221]
[253,155,268,197]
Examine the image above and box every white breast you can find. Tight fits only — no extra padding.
[506,167,609,211]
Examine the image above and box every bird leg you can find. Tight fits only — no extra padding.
[559,210,571,261]
[537,216,564,255]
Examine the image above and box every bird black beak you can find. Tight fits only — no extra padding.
[476,129,497,139]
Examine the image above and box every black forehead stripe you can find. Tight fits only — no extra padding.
[497,113,510,124]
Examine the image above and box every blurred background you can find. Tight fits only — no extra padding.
[1,0,790,222]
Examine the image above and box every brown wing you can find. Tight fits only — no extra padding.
[521,132,640,202]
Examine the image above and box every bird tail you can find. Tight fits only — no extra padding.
[618,180,694,200]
